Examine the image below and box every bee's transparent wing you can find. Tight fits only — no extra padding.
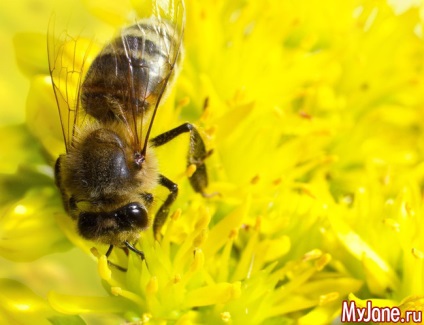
[47,0,185,155]
[47,15,97,153]
[121,0,186,154]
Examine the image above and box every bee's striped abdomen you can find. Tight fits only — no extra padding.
[81,19,182,122]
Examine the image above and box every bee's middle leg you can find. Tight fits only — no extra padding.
[153,174,178,237]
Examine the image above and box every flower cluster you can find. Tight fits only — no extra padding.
[1,0,424,324]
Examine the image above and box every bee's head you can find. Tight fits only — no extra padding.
[77,202,149,245]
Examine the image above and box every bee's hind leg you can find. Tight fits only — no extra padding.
[150,123,209,195]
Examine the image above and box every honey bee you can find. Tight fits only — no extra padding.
[48,0,209,264]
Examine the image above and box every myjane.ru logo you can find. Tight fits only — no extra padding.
[341,300,422,323]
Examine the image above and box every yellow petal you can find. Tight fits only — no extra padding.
[48,291,133,314]
[184,282,241,307]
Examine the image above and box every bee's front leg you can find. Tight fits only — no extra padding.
[103,245,128,272]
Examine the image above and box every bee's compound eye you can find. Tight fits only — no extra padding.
[78,211,100,240]
[122,203,149,229]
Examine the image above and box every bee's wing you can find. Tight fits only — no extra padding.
[47,0,185,155]
[119,0,186,155]
[47,15,97,153]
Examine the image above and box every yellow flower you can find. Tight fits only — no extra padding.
[2,0,424,324]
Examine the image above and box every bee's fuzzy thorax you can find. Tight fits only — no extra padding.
[57,120,159,216]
